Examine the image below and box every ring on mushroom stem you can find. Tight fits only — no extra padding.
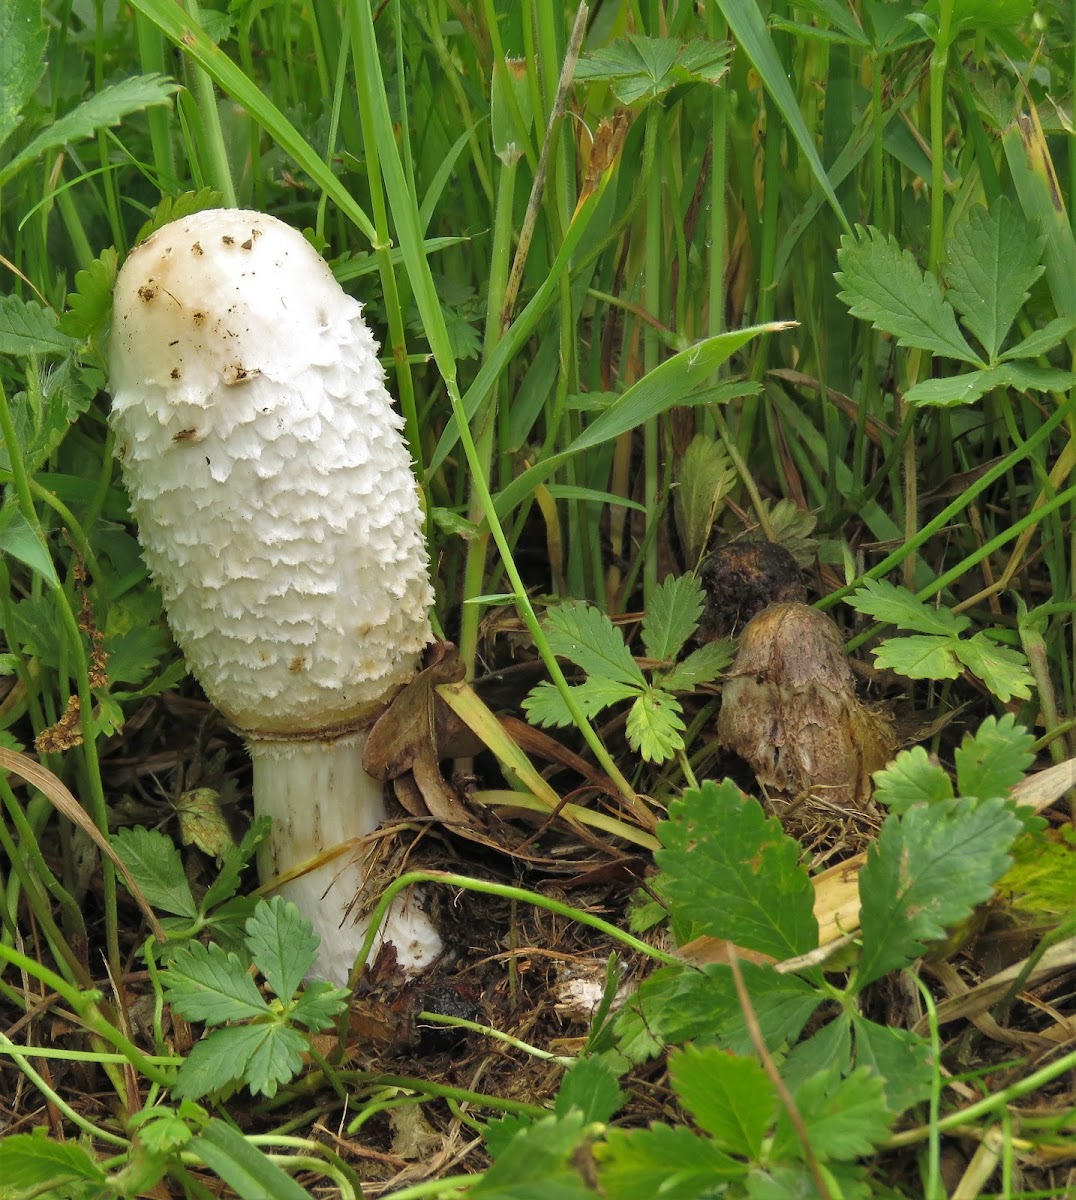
[109,208,442,984]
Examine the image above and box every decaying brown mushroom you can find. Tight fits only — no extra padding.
[717,602,895,805]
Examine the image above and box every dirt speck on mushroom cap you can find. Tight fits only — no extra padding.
[109,209,433,737]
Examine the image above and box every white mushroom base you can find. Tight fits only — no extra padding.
[252,733,442,986]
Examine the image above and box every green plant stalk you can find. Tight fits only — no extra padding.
[913,974,945,1200]
[0,380,119,974]
[643,105,663,608]
[927,1,953,275]
[418,1010,574,1065]
[707,9,729,344]
[180,0,237,207]
[345,1069,549,1118]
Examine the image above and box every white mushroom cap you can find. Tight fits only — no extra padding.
[109,209,433,737]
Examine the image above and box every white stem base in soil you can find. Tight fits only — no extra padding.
[251,733,442,986]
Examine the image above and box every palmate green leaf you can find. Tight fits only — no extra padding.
[626,690,685,763]
[872,634,963,681]
[522,677,642,728]
[0,296,78,357]
[836,227,980,364]
[642,574,705,663]
[955,634,1034,702]
[855,797,1022,989]
[164,940,269,1024]
[1002,316,1076,360]
[954,713,1035,802]
[944,198,1043,361]
[675,434,734,568]
[543,601,646,687]
[0,74,179,187]
[575,34,730,105]
[872,745,955,815]
[851,1016,934,1113]
[846,578,969,636]
[244,896,317,1001]
[661,639,735,693]
[0,0,47,149]
[656,782,818,960]
[112,826,198,919]
[240,1021,308,1098]
[773,1067,892,1162]
[670,1046,775,1159]
[905,362,1076,407]
[0,1132,106,1192]
[598,1125,746,1199]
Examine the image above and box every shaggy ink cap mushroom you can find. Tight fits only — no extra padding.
[109,208,442,984]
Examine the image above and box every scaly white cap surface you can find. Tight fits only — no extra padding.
[108,208,433,738]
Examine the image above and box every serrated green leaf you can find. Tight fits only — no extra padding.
[643,574,705,663]
[472,1114,591,1199]
[202,815,272,911]
[1001,316,1076,360]
[0,296,78,357]
[170,1032,247,1100]
[576,34,730,105]
[746,1161,871,1199]
[0,1131,105,1191]
[191,1118,312,1200]
[661,639,735,692]
[59,248,118,345]
[555,1055,626,1124]
[626,690,685,763]
[855,797,1022,989]
[135,188,226,246]
[543,601,646,687]
[289,980,349,1031]
[903,367,1006,407]
[111,826,198,918]
[670,1046,775,1158]
[836,227,981,364]
[0,74,180,187]
[872,745,955,815]
[164,940,269,1024]
[846,579,969,636]
[944,198,1043,361]
[598,1125,746,1199]
[993,362,1076,394]
[0,507,60,587]
[656,782,818,960]
[241,1022,308,1098]
[0,0,47,149]
[851,1016,934,1114]
[1001,826,1076,917]
[134,1111,192,1156]
[953,713,1035,801]
[955,634,1034,702]
[872,634,963,680]
[774,1067,892,1161]
[244,896,317,1001]
[522,677,642,728]
[675,434,734,567]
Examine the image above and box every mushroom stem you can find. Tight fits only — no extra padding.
[251,733,440,985]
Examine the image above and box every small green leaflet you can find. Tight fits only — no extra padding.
[847,578,968,635]
[541,600,645,688]
[524,677,642,727]
[643,574,705,663]
[244,894,319,1002]
[872,634,964,680]
[60,247,118,350]
[655,781,819,961]
[576,34,730,105]
[0,507,60,587]
[626,689,685,763]
[954,712,1035,802]
[164,940,269,1025]
[675,434,734,568]
[598,1125,746,1199]
[112,826,198,919]
[851,1016,934,1114]
[0,295,78,357]
[772,1066,893,1162]
[836,226,980,364]
[855,797,1022,989]
[955,634,1034,703]
[555,1054,626,1124]
[471,1113,593,1200]
[670,1046,775,1160]
[661,639,735,692]
[871,745,955,814]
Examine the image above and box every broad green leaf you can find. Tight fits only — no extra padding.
[163,940,270,1024]
[670,1046,775,1159]
[955,634,1034,702]
[0,296,78,357]
[944,198,1043,360]
[1001,826,1076,917]
[522,677,642,728]
[0,1132,105,1191]
[903,368,1006,407]
[656,782,818,960]
[244,896,317,1001]
[555,1054,626,1124]
[779,1015,851,1095]
[994,362,1076,394]
[746,1162,870,1199]
[846,578,969,636]
[171,1032,248,1100]
[241,1021,308,1098]
[493,326,788,517]
[836,227,981,364]
[288,979,349,1031]
[471,1114,592,1200]
[543,601,646,687]
[642,574,705,664]
[855,798,1022,989]
[575,35,730,105]
[0,508,60,587]
[661,639,735,693]
[0,75,180,187]
[191,1118,312,1200]
[598,1125,746,1199]
[112,826,198,918]
[953,714,1034,801]
[0,0,47,149]
[1001,316,1076,361]
[626,690,685,763]
[851,1016,934,1114]
[872,634,963,681]
[675,434,734,568]
[872,745,955,814]
[774,1067,892,1161]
